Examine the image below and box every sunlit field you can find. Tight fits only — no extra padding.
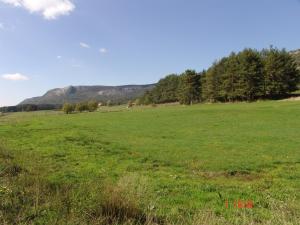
[1,101,299,224]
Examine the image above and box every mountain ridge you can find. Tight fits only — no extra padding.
[19,84,155,105]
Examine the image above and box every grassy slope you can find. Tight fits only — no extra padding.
[0,102,300,224]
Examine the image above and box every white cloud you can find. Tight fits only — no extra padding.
[2,73,29,81]
[0,23,4,29]
[0,0,75,20]
[99,48,108,54]
[57,55,62,59]
[80,42,90,48]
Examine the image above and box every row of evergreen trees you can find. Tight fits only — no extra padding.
[139,47,300,105]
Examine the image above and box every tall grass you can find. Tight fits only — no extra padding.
[0,145,164,224]
[1,145,299,225]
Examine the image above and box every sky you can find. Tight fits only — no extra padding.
[0,0,300,106]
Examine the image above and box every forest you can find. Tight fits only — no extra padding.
[139,47,300,105]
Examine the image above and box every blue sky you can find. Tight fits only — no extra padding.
[0,0,300,106]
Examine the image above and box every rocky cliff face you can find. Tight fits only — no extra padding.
[19,84,155,105]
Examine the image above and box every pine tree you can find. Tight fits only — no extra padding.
[178,70,201,105]
[202,61,225,102]
[221,54,239,101]
[236,49,264,101]
[263,47,300,98]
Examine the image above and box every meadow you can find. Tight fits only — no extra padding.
[0,101,300,224]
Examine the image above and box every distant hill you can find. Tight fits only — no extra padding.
[19,84,155,105]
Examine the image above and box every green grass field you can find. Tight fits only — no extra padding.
[1,101,300,224]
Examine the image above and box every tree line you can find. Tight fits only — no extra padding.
[0,104,61,113]
[139,47,300,105]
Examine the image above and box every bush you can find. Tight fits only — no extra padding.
[106,100,112,107]
[75,102,88,112]
[127,101,134,108]
[88,101,98,112]
[62,103,75,114]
